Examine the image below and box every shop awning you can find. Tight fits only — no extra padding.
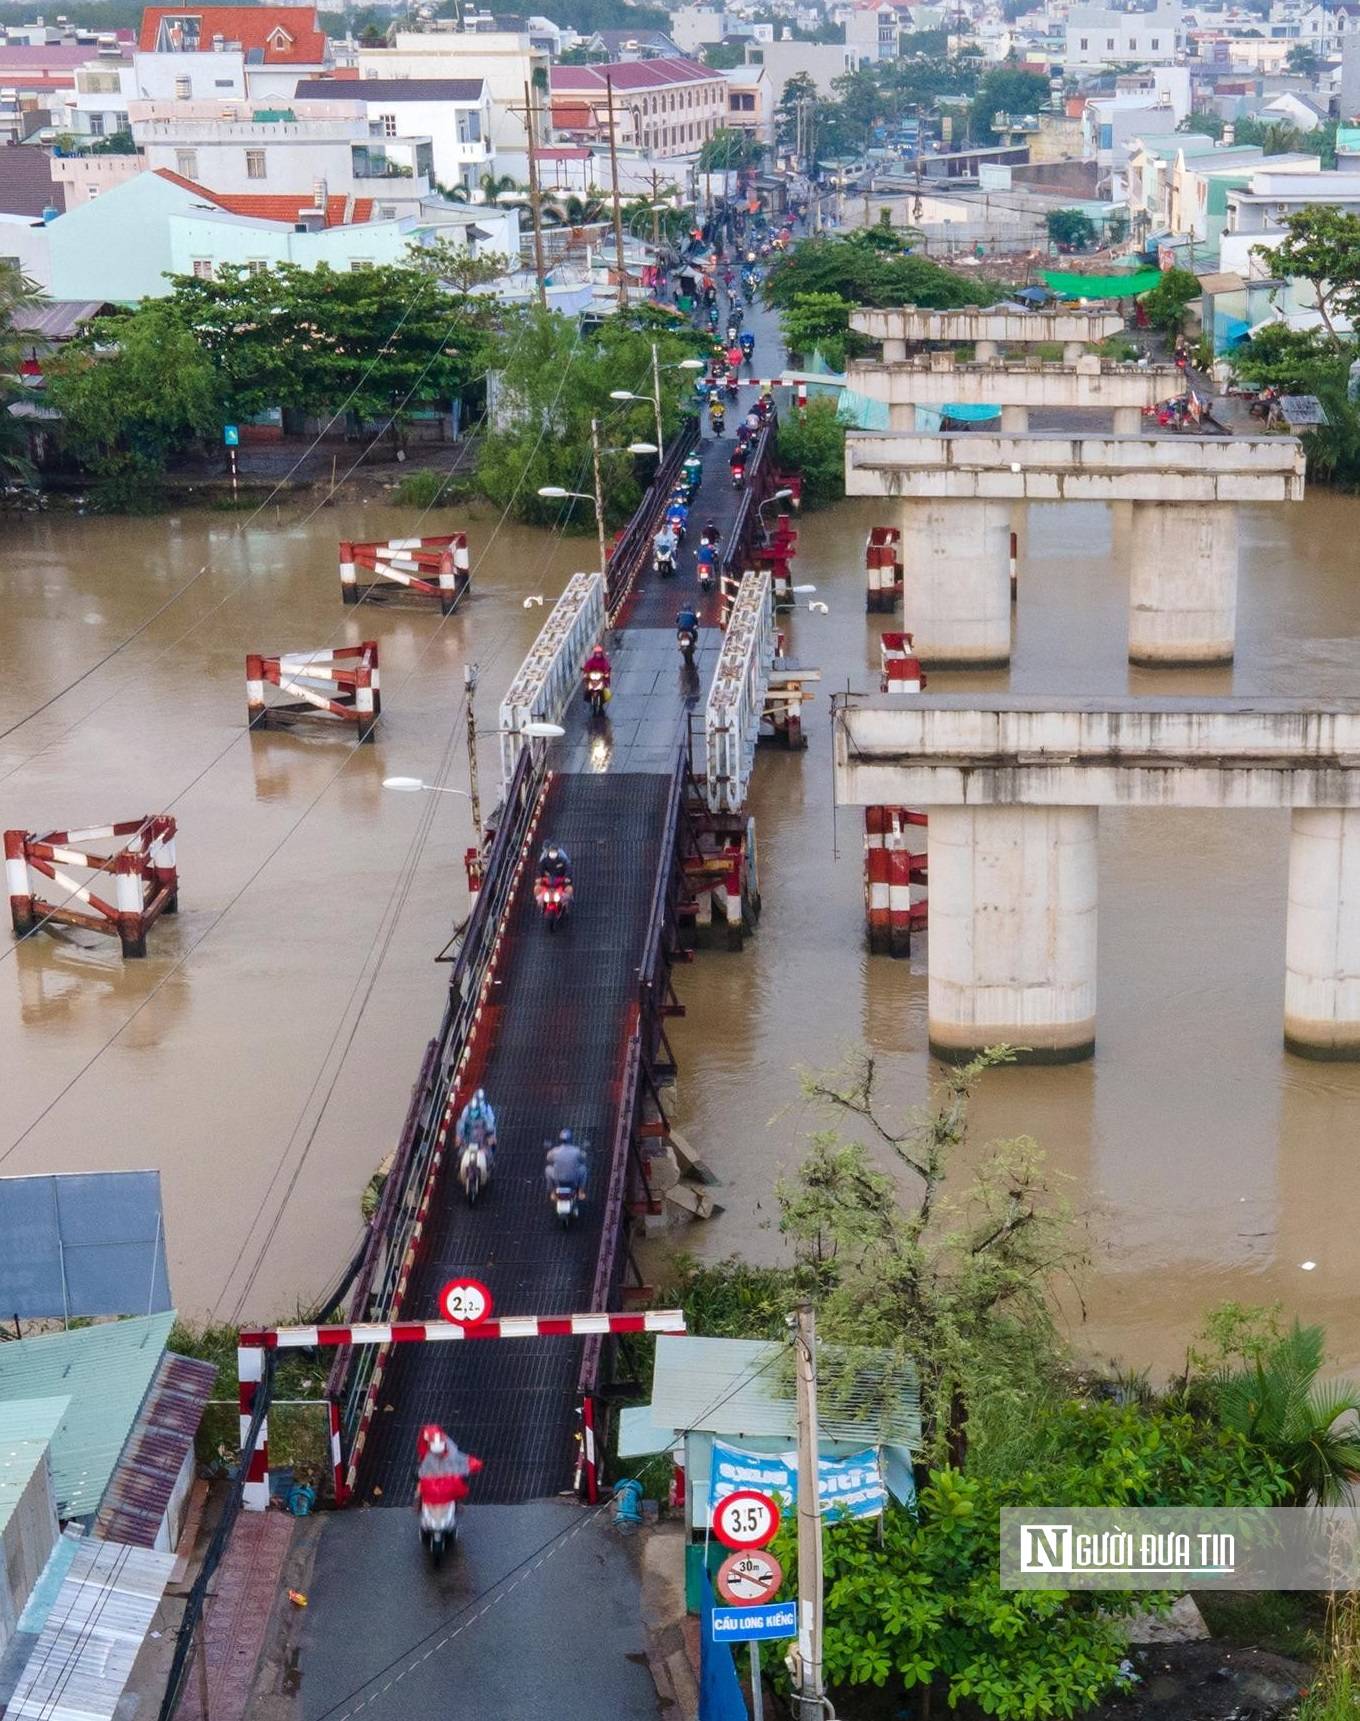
[1042,267,1163,298]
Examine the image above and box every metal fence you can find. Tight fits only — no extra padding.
[606,417,701,620]
[498,572,606,794]
[705,572,775,814]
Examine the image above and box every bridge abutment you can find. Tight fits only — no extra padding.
[899,498,1012,667]
[1128,500,1238,667]
[927,803,1098,1064]
[1285,809,1360,1059]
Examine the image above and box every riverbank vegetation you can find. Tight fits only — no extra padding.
[660,1054,1359,1717]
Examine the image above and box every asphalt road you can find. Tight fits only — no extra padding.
[296,1502,660,1721]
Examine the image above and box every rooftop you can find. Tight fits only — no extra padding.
[550,54,716,92]
[0,145,63,218]
[154,168,376,225]
[138,6,328,64]
[0,1396,67,1539]
[295,75,485,102]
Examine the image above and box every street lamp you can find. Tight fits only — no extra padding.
[610,348,706,460]
[758,487,795,528]
[539,420,657,573]
[382,778,473,796]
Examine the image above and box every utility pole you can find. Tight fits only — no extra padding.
[650,167,662,250]
[604,69,628,308]
[590,417,608,576]
[520,79,547,309]
[463,661,482,848]
[791,1302,825,1721]
[650,341,665,461]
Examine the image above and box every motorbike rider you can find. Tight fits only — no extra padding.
[729,446,746,484]
[544,1128,588,1202]
[682,451,703,492]
[537,841,572,887]
[709,397,726,436]
[739,330,755,364]
[654,521,678,568]
[665,495,689,538]
[455,1088,497,1169]
[581,641,612,697]
[726,343,742,373]
[417,1425,479,1497]
[676,601,700,634]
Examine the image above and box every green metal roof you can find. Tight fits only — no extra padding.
[0,1396,68,1537]
[1338,126,1360,153]
[0,1314,174,1519]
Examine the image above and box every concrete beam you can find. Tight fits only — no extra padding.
[833,697,1360,811]
[845,356,1184,414]
[845,431,1307,504]
[850,306,1127,345]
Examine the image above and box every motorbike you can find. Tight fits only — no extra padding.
[552,1180,583,1227]
[730,461,745,490]
[709,405,725,438]
[584,668,609,718]
[725,373,739,402]
[666,513,687,546]
[535,875,573,932]
[457,1129,491,1206]
[655,545,676,579]
[677,623,698,665]
[698,558,715,594]
[418,1475,460,1569]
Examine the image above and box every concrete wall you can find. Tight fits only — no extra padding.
[0,212,52,287]
[850,307,1127,345]
[1,1453,58,1656]
[743,39,855,99]
[47,167,192,300]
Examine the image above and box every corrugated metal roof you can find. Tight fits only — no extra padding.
[649,1336,921,1448]
[12,300,107,340]
[0,1396,67,1536]
[0,1313,175,1520]
[5,1536,176,1720]
[93,1352,214,1548]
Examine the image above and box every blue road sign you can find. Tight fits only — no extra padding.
[709,1602,797,1643]
[223,425,240,447]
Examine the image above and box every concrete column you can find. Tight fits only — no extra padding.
[975,338,999,362]
[1128,500,1238,667]
[1062,341,1086,365]
[927,805,1098,1063]
[899,498,1012,668]
[1000,404,1029,433]
[883,338,907,362]
[1285,810,1360,1059]
[1112,406,1143,435]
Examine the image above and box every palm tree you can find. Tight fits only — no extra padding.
[478,173,520,207]
[0,261,44,484]
[1214,1321,1360,1505]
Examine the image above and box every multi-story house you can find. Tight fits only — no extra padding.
[294,78,494,194]
[549,57,728,158]
[134,6,331,101]
[356,30,550,157]
[724,64,774,145]
[1065,4,1182,68]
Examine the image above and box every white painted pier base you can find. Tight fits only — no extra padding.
[927,805,1098,1063]
[1129,501,1238,667]
[900,498,1012,667]
[1285,810,1360,1058]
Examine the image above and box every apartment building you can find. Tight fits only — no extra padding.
[549,58,727,158]
[295,77,493,192]
[1065,4,1182,68]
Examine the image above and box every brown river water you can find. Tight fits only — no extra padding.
[2,487,1358,1373]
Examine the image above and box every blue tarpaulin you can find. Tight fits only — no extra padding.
[711,1438,891,1520]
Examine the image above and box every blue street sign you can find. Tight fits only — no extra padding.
[709,1602,797,1643]
[223,425,240,447]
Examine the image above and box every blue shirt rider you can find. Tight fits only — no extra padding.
[544,1128,588,1198]
[676,605,699,633]
[739,331,755,358]
[654,523,677,560]
[666,499,689,533]
[455,1088,497,1167]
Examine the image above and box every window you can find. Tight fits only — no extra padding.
[176,148,198,177]
[87,186,99,198]
[174,74,191,99]
[378,203,397,218]
[191,258,213,278]
[1079,36,1088,48]
[380,111,397,137]
[1128,36,1136,48]
[246,148,266,179]
[89,112,105,135]
[350,259,374,270]
[1106,35,1115,47]
[214,77,232,88]
[246,258,268,275]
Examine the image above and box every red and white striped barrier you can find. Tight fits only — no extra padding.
[864,806,928,958]
[754,510,799,607]
[5,815,177,959]
[246,641,380,739]
[880,632,926,694]
[339,533,470,614]
[1010,528,1019,600]
[866,525,903,614]
[237,1309,685,1510]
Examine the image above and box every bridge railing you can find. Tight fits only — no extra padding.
[576,742,689,1409]
[705,570,775,814]
[498,572,605,793]
[606,416,700,621]
[720,415,776,577]
[327,743,546,1445]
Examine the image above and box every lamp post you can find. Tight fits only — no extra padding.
[538,423,657,575]
[610,351,704,462]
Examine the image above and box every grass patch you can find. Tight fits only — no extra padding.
[171,1319,336,1478]
[392,467,455,508]
[1197,1591,1324,1663]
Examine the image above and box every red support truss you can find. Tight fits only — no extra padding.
[246,641,380,740]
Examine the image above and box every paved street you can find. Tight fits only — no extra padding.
[295,1502,660,1721]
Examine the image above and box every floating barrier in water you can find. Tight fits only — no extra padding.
[246,641,380,740]
[4,815,177,958]
[338,533,470,613]
[866,524,903,613]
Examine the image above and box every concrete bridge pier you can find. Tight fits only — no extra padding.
[976,339,999,361]
[900,498,1012,667]
[1000,405,1028,433]
[1063,341,1086,365]
[1128,500,1238,667]
[1285,810,1360,1059]
[1112,407,1144,434]
[927,804,1098,1064]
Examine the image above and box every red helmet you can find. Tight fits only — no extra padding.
[420,1423,448,1457]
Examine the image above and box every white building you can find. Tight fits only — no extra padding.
[1065,4,1182,68]
[134,5,331,102]
[724,63,774,145]
[668,6,727,52]
[549,57,728,159]
[357,30,550,156]
[295,77,493,193]
[129,98,433,213]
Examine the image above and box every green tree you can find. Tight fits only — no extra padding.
[830,65,883,149]
[971,63,1049,143]
[406,235,508,291]
[1140,265,1201,337]
[1230,324,1350,392]
[763,233,994,312]
[478,172,520,206]
[697,126,761,174]
[700,41,745,69]
[1045,208,1096,251]
[46,302,223,507]
[1180,108,1225,139]
[1287,41,1320,76]
[1209,1320,1360,1504]
[780,291,853,367]
[777,397,845,508]
[0,260,43,485]
[1258,204,1360,342]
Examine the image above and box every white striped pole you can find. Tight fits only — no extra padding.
[240,1309,686,1350]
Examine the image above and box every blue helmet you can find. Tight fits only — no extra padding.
[558,1128,574,1145]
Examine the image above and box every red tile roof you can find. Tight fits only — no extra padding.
[153,168,375,225]
[138,6,328,64]
[550,55,715,93]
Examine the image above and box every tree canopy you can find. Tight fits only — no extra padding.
[763,233,998,314]
[0,261,43,485]
[1258,204,1360,342]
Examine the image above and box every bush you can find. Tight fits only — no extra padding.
[392,467,451,508]
[778,398,845,512]
[1140,266,1201,337]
